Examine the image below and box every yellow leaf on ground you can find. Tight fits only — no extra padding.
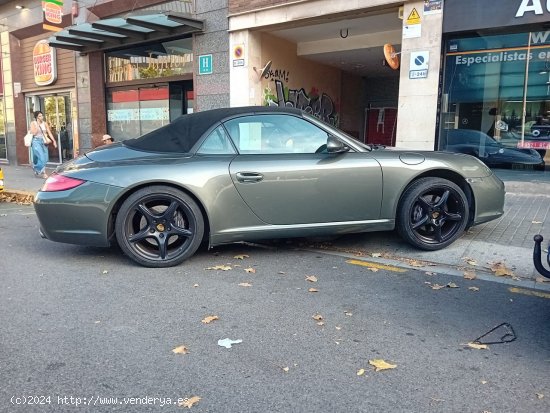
[172,345,189,355]
[238,282,252,287]
[357,368,366,376]
[467,342,488,350]
[305,275,318,282]
[205,265,232,271]
[234,254,250,259]
[463,271,477,280]
[312,314,323,321]
[369,359,397,371]
[407,259,424,267]
[244,267,256,273]
[179,396,201,408]
[201,315,219,324]
[489,261,514,277]
[308,288,319,293]
[463,257,478,266]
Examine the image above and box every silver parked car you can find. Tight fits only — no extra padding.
[34,106,505,267]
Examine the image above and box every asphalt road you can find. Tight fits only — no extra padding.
[1,203,550,413]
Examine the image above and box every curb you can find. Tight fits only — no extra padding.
[305,248,550,294]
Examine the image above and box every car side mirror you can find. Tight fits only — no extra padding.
[326,135,349,153]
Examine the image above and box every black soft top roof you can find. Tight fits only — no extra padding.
[123,106,303,153]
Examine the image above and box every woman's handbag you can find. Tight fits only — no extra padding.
[24,132,33,147]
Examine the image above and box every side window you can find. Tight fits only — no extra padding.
[197,125,236,155]
[223,114,328,154]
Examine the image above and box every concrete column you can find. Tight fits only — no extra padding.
[395,0,443,150]
[229,30,262,107]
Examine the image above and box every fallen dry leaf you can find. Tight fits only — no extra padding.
[238,282,252,287]
[407,259,424,267]
[201,315,219,324]
[316,321,325,326]
[532,220,543,224]
[205,265,232,271]
[101,270,109,275]
[172,345,189,355]
[312,314,323,321]
[179,396,201,408]
[469,286,480,292]
[489,261,514,277]
[368,267,379,272]
[193,284,199,288]
[447,282,459,288]
[463,271,477,280]
[357,368,366,376]
[278,271,286,275]
[481,380,488,384]
[369,359,397,372]
[371,253,382,258]
[308,288,319,293]
[467,342,488,350]
[425,271,437,276]
[430,283,446,290]
[305,275,318,282]
[344,311,353,316]
[282,367,289,372]
[463,257,478,266]
[535,276,549,283]
[233,254,249,260]
[244,267,256,274]
[536,393,544,400]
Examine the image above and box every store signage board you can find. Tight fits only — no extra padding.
[43,0,64,32]
[33,40,57,86]
[198,54,213,75]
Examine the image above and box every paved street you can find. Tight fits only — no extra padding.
[1,203,550,412]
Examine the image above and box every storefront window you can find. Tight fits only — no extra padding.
[0,98,6,159]
[106,38,193,83]
[107,87,170,140]
[440,30,550,170]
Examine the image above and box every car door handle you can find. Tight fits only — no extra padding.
[236,172,264,183]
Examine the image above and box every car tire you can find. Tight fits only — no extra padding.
[396,177,469,251]
[115,186,204,267]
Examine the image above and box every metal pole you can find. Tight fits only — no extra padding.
[521,32,532,146]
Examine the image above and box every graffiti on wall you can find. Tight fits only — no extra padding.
[263,79,339,126]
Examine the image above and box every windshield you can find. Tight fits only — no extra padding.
[303,113,372,151]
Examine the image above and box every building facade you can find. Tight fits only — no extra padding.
[0,0,547,173]
[0,0,229,166]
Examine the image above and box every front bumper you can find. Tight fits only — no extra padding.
[468,173,505,225]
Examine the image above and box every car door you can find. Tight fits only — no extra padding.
[224,113,383,225]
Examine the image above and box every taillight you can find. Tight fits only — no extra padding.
[41,173,86,192]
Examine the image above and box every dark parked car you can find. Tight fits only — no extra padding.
[35,107,505,267]
[444,129,544,169]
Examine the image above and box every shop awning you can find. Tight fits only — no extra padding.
[48,11,203,53]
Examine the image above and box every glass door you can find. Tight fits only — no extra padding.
[26,93,73,165]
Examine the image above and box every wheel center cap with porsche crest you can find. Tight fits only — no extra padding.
[156,223,166,232]
[432,211,440,219]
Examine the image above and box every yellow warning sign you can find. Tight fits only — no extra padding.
[406,7,421,25]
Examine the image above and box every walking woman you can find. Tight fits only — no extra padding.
[29,111,57,178]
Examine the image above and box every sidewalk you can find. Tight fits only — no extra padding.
[2,162,550,290]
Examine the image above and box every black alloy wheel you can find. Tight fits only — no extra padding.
[396,177,469,250]
[115,186,204,267]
